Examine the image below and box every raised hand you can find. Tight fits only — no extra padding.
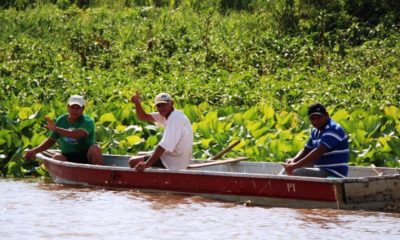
[44,116,57,131]
[131,91,141,105]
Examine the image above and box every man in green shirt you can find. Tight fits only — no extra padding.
[24,95,103,164]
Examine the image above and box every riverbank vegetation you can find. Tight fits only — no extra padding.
[1,0,399,176]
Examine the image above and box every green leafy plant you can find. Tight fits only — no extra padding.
[0,1,399,177]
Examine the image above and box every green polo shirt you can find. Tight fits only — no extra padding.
[50,113,95,154]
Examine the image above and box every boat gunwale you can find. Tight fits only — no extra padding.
[37,153,400,184]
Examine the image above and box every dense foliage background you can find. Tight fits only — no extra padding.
[1,0,399,176]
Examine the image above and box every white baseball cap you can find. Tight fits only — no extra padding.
[68,95,85,107]
[154,93,172,106]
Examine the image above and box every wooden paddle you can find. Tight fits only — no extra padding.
[208,139,241,160]
[278,167,286,175]
[42,150,56,158]
[138,140,241,160]
[188,157,248,168]
[370,164,384,176]
[186,140,246,169]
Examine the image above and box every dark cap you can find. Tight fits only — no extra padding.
[308,103,327,117]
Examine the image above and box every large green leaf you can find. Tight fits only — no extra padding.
[213,133,229,144]
[278,129,293,140]
[0,130,9,146]
[384,106,399,122]
[18,119,36,131]
[242,107,259,121]
[378,135,392,152]
[183,104,201,122]
[204,111,218,121]
[99,112,117,124]
[353,129,367,146]
[209,119,224,133]
[145,135,159,149]
[120,105,133,121]
[340,119,359,134]
[275,111,294,128]
[126,135,144,145]
[255,135,270,146]
[200,138,213,148]
[260,104,275,121]
[387,137,400,156]
[233,113,244,125]
[195,121,212,138]
[245,120,262,133]
[332,109,349,122]
[31,133,47,147]
[277,139,293,153]
[251,127,270,139]
[6,161,24,177]
[363,115,381,133]
[17,107,33,120]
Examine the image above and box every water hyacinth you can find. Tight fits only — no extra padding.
[0,1,399,176]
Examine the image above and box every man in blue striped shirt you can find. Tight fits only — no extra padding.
[283,103,349,178]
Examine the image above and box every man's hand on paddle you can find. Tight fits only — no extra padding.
[24,149,37,160]
[282,158,297,175]
[24,116,56,160]
[282,162,295,175]
[129,156,148,172]
[134,161,148,172]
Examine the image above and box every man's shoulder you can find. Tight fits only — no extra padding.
[81,114,95,123]
[56,113,68,122]
[323,119,347,138]
[171,109,187,117]
[170,110,190,121]
[327,119,345,132]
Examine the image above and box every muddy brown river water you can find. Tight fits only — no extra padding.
[1,179,399,240]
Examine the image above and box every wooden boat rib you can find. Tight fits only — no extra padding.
[37,153,400,212]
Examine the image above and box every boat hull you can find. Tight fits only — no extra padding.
[39,153,400,211]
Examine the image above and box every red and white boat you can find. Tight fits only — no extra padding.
[37,152,400,212]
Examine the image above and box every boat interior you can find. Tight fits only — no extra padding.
[102,155,400,178]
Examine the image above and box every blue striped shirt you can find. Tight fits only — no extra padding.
[305,118,349,177]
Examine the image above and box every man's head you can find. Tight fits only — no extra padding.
[154,92,174,118]
[308,103,329,129]
[68,95,85,119]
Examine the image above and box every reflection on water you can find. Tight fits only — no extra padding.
[295,208,400,237]
[296,208,353,229]
[1,178,400,240]
[37,180,235,211]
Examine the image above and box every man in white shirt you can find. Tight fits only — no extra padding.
[129,92,193,171]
